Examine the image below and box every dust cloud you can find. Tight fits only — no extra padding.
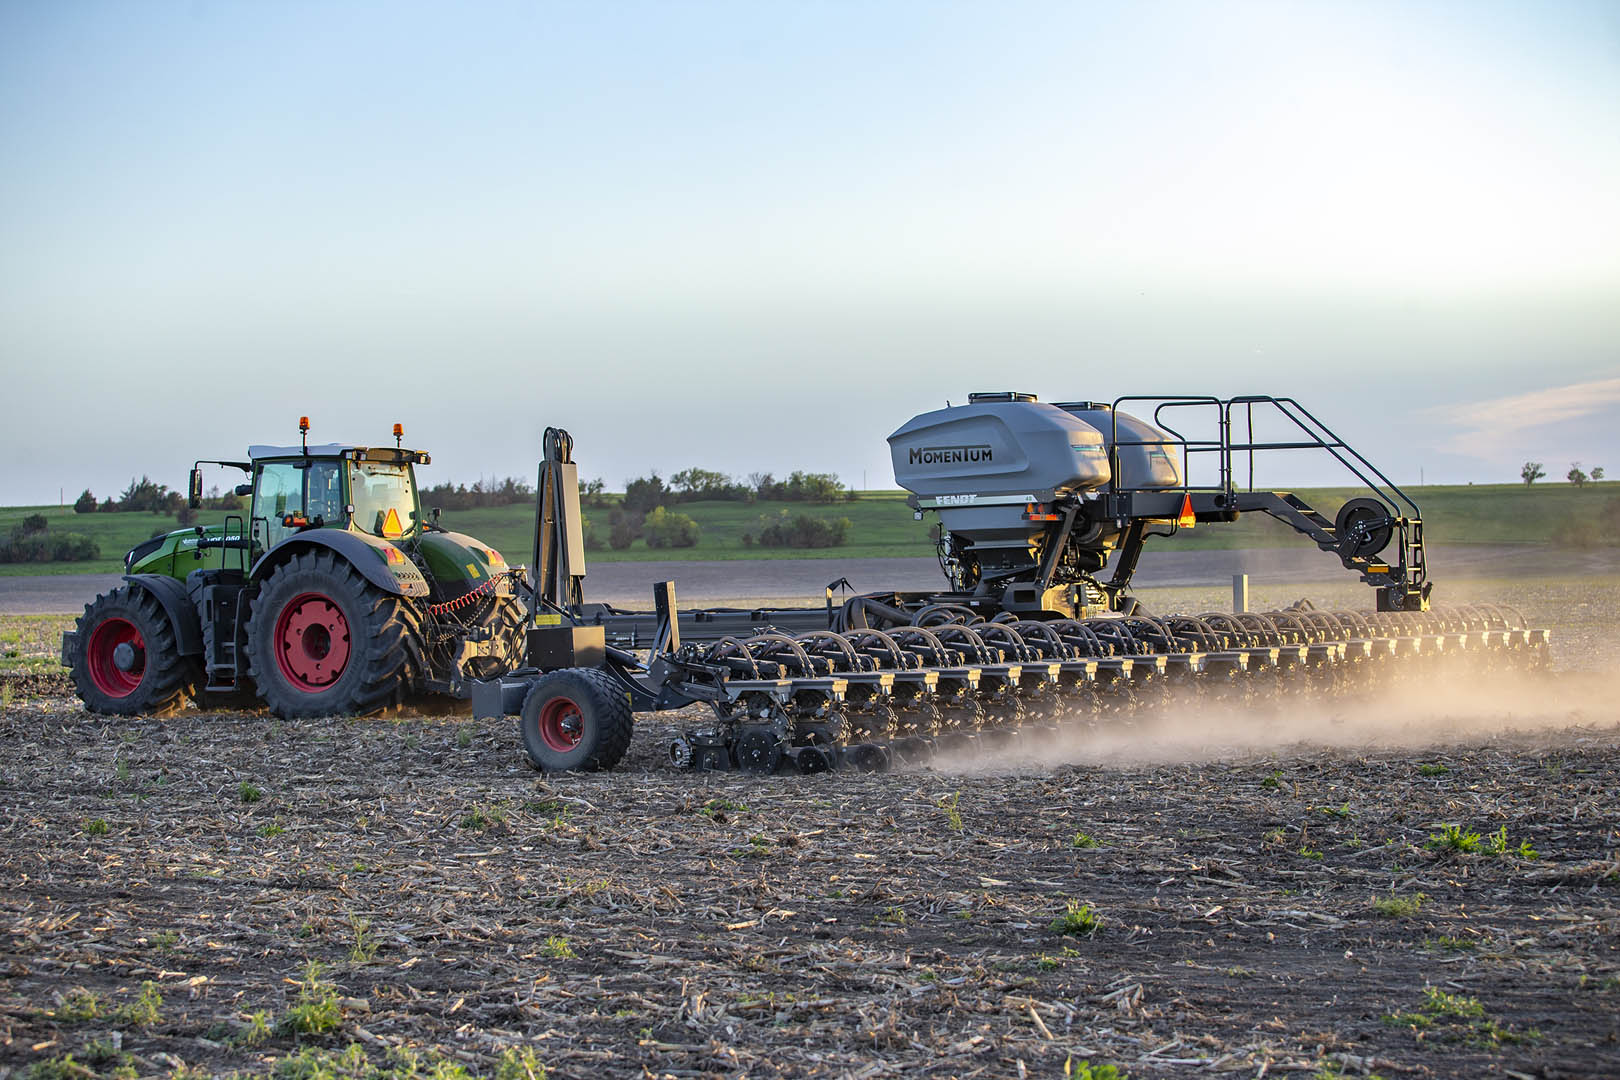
[932,664,1620,774]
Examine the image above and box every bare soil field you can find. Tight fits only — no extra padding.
[2,580,1618,1079]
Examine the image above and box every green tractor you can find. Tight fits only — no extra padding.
[64,420,526,718]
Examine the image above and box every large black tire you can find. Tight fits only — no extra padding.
[245,550,417,718]
[518,668,633,772]
[70,587,198,716]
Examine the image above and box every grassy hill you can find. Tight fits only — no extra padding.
[3,483,1614,576]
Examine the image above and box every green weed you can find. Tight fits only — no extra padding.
[1298,845,1324,860]
[1050,901,1102,938]
[114,757,130,782]
[699,797,746,820]
[1424,935,1479,952]
[54,988,100,1022]
[1062,1059,1126,1080]
[147,930,178,951]
[1426,824,1483,853]
[540,936,574,960]
[347,916,378,963]
[1421,987,1482,1019]
[1384,986,1540,1046]
[113,981,162,1026]
[83,818,108,837]
[455,726,473,749]
[259,821,286,838]
[494,1046,548,1080]
[279,962,343,1036]
[80,1037,133,1070]
[1071,831,1099,848]
[1417,762,1449,776]
[26,1054,92,1080]
[1487,827,1539,859]
[1371,892,1428,918]
[937,792,963,831]
[1260,770,1282,790]
[1037,945,1081,970]
[458,804,507,831]
[233,1009,273,1047]
[238,782,263,803]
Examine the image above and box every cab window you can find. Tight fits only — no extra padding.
[255,460,343,548]
[348,461,418,539]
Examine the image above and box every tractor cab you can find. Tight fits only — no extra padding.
[245,443,429,550]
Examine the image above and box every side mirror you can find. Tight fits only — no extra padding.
[188,467,203,509]
[431,507,442,524]
[234,483,254,497]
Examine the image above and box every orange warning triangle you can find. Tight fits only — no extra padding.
[381,507,403,539]
[1176,493,1196,529]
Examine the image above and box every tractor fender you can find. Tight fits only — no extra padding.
[248,530,431,598]
[122,574,205,656]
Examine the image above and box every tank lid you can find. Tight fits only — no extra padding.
[967,391,1038,404]
[1053,401,1111,411]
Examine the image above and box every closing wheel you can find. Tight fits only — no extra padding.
[1335,498,1395,560]
[71,586,197,716]
[518,667,633,773]
[846,742,891,774]
[890,736,936,769]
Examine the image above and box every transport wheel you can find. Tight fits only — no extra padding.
[71,587,197,716]
[246,550,416,718]
[518,668,633,772]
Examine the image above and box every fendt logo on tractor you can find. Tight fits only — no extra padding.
[908,444,993,466]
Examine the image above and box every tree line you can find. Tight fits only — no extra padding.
[73,476,236,516]
[1521,461,1605,486]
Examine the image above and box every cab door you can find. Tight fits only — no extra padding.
[252,459,344,551]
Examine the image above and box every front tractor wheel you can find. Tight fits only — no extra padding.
[70,587,197,715]
[246,551,416,718]
[519,668,633,773]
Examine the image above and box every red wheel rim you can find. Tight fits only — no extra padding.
[87,617,144,697]
[273,592,352,692]
[538,696,584,752]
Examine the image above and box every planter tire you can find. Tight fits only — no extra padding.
[519,668,633,773]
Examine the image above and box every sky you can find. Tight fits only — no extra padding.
[1,0,1616,505]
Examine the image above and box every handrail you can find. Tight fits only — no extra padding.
[1105,394,1420,522]
[1227,396,1421,520]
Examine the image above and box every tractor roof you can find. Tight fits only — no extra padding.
[249,443,354,460]
[247,444,429,465]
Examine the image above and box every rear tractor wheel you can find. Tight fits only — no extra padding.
[70,587,197,716]
[245,550,417,718]
[519,668,634,772]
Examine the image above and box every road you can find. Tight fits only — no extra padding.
[4,543,1608,615]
